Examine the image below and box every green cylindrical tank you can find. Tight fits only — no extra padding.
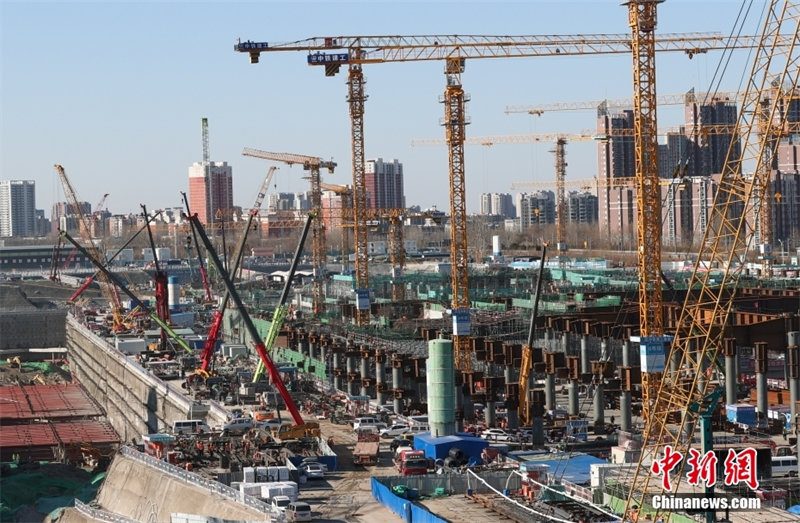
[427,337,455,437]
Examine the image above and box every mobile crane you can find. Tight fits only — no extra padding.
[187,212,317,433]
[59,230,194,355]
[195,166,277,376]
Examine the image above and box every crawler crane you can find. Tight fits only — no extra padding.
[623,1,800,521]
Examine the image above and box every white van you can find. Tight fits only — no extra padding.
[772,456,798,477]
[172,419,211,434]
[353,417,386,431]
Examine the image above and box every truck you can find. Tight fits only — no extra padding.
[353,426,380,465]
[353,441,380,466]
[394,449,428,476]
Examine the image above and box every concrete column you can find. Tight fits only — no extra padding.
[506,404,519,431]
[332,353,341,391]
[298,336,309,357]
[308,337,316,360]
[392,365,403,415]
[561,332,569,355]
[622,340,630,367]
[620,391,631,432]
[620,340,631,432]
[788,334,800,428]
[346,354,356,396]
[360,355,369,397]
[531,417,544,446]
[376,355,385,406]
[600,338,608,361]
[545,374,556,411]
[568,380,579,417]
[319,343,327,366]
[755,342,768,422]
[486,400,496,427]
[454,383,464,433]
[593,381,605,428]
[581,335,590,375]
[725,354,737,407]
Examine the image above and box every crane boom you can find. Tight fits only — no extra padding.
[55,165,124,331]
[624,2,800,520]
[243,147,335,314]
[236,33,780,62]
[237,28,784,372]
[504,88,741,115]
[199,166,278,374]
[187,213,309,426]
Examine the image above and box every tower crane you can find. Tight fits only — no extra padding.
[236,30,775,371]
[242,147,336,314]
[320,182,353,271]
[623,1,800,521]
[55,165,125,331]
[504,88,742,116]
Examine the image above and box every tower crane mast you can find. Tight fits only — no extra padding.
[242,147,336,315]
[624,1,800,520]
[236,30,775,371]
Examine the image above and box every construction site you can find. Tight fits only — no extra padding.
[4,1,800,523]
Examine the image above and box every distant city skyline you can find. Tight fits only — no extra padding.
[2,2,764,218]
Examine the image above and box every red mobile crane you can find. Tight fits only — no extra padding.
[181,191,214,303]
[187,212,313,430]
[197,166,277,374]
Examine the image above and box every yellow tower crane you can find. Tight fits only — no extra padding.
[236,30,774,371]
[504,88,742,116]
[623,1,800,521]
[242,148,336,315]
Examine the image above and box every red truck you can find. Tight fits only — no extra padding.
[353,427,380,465]
[394,449,428,476]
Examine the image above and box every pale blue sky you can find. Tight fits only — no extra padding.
[1,1,760,217]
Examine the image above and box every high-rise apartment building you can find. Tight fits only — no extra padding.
[684,97,740,177]
[566,191,598,224]
[516,191,555,230]
[479,193,515,218]
[0,180,37,237]
[365,158,405,209]
[188,161,234,225]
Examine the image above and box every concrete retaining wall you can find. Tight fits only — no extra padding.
[59,448,269,523]
[0,310,66,349]
[66,315,227,443]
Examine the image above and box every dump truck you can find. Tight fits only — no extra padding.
[353,440,380,465]
[353,426,380,465]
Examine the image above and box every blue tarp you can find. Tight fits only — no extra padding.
[507,451,606,485]
[787,505,800,514]
[413,433,489,461]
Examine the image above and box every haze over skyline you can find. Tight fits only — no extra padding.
[2,1,760,219]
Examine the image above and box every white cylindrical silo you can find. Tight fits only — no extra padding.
[492,235,501,257]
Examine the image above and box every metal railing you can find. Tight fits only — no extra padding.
[72,499,141,523]
[119,446,273,516]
